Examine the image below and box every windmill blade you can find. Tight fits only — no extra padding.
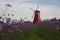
[31,13,35,18]
[30,8,35,11]
[36,5,39,10]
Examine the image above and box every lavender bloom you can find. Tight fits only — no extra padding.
[6,18,11,24]
[6,18,11,22]
[6,23,11,27]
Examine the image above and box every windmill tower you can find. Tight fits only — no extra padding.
[31,5,41,24]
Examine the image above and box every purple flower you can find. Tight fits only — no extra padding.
[6,18,11,24]
[6,18,11,22]
[6,23,11,27]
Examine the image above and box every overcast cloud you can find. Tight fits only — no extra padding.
[0,0,60,21]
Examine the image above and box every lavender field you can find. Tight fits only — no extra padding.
[0,0,60,40]
[0,17,60,40]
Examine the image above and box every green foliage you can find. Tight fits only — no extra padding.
[0,24,60,40]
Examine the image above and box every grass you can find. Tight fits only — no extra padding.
[0,18,60,40]
[0,26,60,40]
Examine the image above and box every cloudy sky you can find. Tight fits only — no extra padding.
[0,0,60,21]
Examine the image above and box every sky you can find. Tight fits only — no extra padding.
[0,0,60,21]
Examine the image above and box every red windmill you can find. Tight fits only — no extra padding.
[31,5,41,24]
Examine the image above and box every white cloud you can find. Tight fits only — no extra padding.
[40,5,60,20]
[0,0,60,21]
